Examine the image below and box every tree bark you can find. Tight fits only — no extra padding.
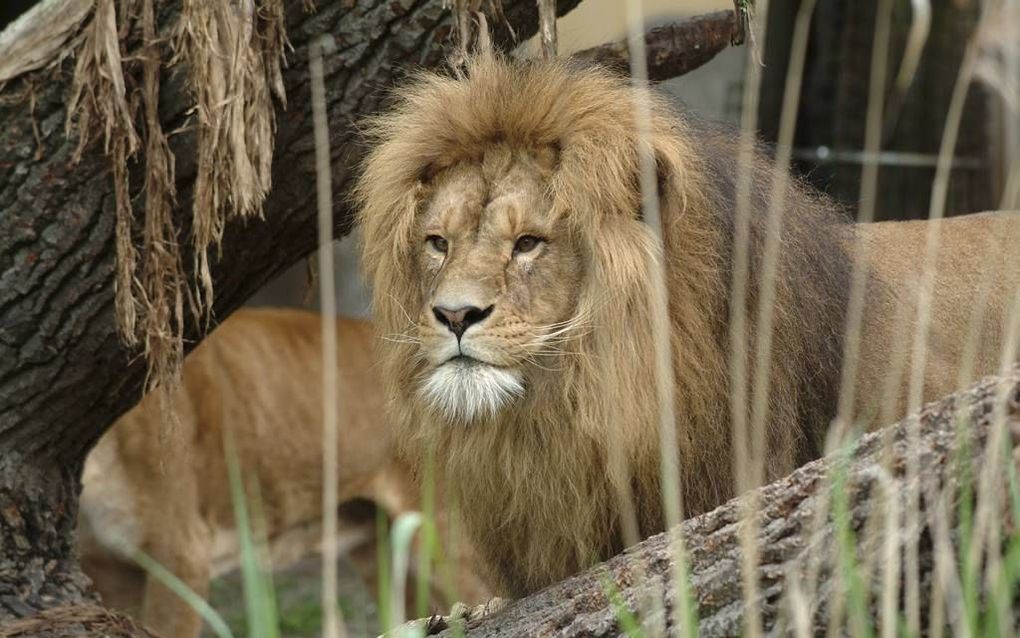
[433,369,1020,637]
[0,0,581,623]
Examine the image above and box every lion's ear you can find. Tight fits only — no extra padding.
[633,151,672,223]
[656,153,671,203]
[418,162,441,184]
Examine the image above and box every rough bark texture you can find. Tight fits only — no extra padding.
[434,369,1020,637]
[572,10,739,81]
[0,457,92,618]
[0,0,580,624]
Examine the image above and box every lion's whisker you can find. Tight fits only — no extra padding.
[384,291,422,332]
[519,354,564,372]
[382,334,423,345]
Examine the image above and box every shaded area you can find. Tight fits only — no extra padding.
[759,0,997,220]
[203,556,379,638]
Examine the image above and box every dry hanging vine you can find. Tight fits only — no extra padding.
[173,0,286,315]
[65,0,288,419]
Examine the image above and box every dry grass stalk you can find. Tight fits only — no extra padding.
[728,2,767,503]
[741,1,814,634]
[973,6,1020,113]
[972,4,1020,209]
[727,1,770,636]
[827,0,898,634]
[308,32,348,638]
[172,0,286,317]
[881,0,930,142]
[900,9,989,630]
[623,0,689,632]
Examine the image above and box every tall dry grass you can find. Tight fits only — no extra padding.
[623,1,695,635]
[309,31,349,638]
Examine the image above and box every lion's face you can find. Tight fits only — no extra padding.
[412,146,583,423]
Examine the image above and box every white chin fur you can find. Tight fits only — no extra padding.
[420,359,524,423]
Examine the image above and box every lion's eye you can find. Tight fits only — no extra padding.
[513,235,543,255]
[426,235,448,253]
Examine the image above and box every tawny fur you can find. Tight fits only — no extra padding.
[355,53,1020,597]
[77,308,490,638]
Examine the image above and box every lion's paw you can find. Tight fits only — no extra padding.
[384,598,510,637]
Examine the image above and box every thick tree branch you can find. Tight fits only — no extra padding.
[0,0,91,85]
[436,369,1020,636]
[573,10,740,82]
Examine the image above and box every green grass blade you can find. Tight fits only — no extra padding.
[416,447,438,619]
[376,508,394,632]
[601,573,645,638]
[224,432,280,638]
[831,443,875,638]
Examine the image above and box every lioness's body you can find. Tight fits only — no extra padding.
[78,308,488,637]
[356,54,1019,597]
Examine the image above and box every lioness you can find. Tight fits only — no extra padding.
[77,308,489,637]
[354,53,1020,598]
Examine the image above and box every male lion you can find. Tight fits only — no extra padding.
[77,308,489,637]
[355,53,1020,598]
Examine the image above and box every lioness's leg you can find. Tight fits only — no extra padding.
[140,531,211,638]
[80,553,146,617]
[137,469,212,638]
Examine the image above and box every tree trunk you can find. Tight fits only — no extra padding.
[432,369,1020,637]
[0,0,580,623]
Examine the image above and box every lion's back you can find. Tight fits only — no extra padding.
[854,210,1020,423]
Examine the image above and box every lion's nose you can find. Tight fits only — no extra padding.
[432,304,494,339]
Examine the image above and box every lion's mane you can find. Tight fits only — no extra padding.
[355,53,852,595]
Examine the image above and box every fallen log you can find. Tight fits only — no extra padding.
[433,368,1020,636]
